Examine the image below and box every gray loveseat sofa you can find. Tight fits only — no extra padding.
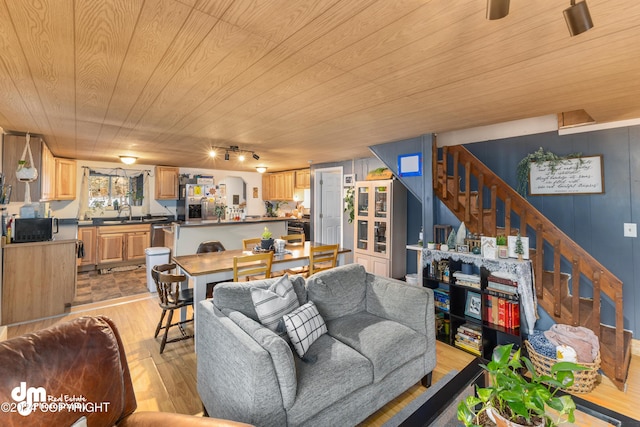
[196,263,436,427]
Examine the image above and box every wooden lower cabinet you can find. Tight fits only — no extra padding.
[78,226,96,266]
[97,225,150,266]
[2,240,77,324]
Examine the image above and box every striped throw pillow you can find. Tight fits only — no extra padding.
[251,274,300,335]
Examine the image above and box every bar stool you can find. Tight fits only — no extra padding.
[151,263,194,354]
[197,240,226,253]
[196,241,226,298]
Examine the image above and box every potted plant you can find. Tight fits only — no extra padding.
[261,226,274,250]
[343,187,355,224]
[214,204,226,222]
[496,235,508,258]
[457,344,587,427]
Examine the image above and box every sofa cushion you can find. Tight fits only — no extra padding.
[283,301,327,358]
[214,275,306,321]
[251,274,300,335]
[327,311,427,382]
[287,334,373,426]
[305,263,367,320]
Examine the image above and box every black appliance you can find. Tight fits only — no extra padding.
[287,217,310,241]
[13,218,58,243]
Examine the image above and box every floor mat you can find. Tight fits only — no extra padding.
[74,266,149,306]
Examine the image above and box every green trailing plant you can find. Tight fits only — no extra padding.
[516,147,583,198]
[344,186,355,223]
[457,344,588,427]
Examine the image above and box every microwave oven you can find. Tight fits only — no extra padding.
[12,218,58,243]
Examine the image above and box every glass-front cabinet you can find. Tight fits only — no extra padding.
[352,179,406,279]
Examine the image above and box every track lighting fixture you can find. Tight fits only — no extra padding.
[486,0,510,20]
[564,0,593,36]
[209,145,261,164]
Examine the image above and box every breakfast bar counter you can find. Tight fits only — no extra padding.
[167,218,288,256]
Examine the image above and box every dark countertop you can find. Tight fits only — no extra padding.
[78,215,175,227]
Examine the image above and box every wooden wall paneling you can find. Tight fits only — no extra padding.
[1,0,72,143]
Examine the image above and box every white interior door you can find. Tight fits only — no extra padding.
[315,167,342,245]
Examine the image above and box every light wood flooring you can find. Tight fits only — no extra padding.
[6,296,640,425]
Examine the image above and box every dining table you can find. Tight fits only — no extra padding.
[172,241,351,332]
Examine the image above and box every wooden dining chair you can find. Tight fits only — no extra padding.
[151,263,194,354]
[242,237,261,251]
[307,244,340,276]
[233,252,273,282]
[280,233,305,246]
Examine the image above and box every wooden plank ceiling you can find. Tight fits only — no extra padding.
[1,0,639,172]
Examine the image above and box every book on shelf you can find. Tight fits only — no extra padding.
[455,340,482,356]
[484,292,520,329]
[486,281,518,294]
[487,274,517,286]
[457,322,482,338]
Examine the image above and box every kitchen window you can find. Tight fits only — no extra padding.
[87,169,145,209]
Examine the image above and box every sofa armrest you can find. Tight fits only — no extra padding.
[196,301,291,427]
[365,273,435,337]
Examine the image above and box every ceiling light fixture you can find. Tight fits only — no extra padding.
[256,166,267,173]
[120,156,137,165]
[208,145,261,163]
[564,0,594,36]
[486,0,510,20]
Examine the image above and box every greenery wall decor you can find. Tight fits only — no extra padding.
[516,147,582,197]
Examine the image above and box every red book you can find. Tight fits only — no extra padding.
[512,302,520,328]
[498,298,506,327]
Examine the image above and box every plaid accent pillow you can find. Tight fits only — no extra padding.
[283,301,327,357]
[251,274,300,335]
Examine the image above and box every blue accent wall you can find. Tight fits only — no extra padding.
[465,126,640,336]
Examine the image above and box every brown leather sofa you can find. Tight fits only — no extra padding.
[0,315,252,427]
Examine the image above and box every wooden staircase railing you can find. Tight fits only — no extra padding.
[433,142,631,390]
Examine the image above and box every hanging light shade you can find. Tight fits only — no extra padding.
[564,0,593,36]
[120,156,137,165]
[486,0,510,20]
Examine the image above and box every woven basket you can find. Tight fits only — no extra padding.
[524,340,600,393]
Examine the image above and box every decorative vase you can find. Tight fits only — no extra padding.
[440,244,449,252]
[261,238,274,250]
[427,242,436,250]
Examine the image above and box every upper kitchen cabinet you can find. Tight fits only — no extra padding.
[40,142,76,201]
[295,169,310,189]
[2,133,42,202]
[262,171,295,201]
[155,166,179,200]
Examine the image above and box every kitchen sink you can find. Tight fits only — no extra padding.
[90,216,171,225]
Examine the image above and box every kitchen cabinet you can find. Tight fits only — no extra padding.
[2,133,42,202]
[352,179,407,279]
[41,142,77,201]
[2,240,77,324]
[262,171,295,201]
[77,226,96,266]
[97,224,150,265]
[155,166,179,199]
[295,169,310,189]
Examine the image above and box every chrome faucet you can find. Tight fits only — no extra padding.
[118,203,132,221]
